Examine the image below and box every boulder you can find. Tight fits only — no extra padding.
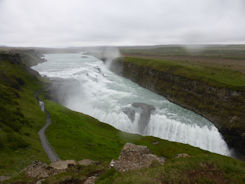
[84,176,97,184]
[111,143,165,172]
[50,160,76,170]
[24,161,59,179]
[78,159,95,166]
[0,176,10,182]
[176,153,190,158]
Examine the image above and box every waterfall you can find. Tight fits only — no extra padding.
[32,52,231,156]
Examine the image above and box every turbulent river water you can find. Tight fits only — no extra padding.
[33,53,231,156]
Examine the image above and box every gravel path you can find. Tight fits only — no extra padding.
[35,92,60,162]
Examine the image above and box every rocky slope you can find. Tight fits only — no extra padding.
[111,57,245,157]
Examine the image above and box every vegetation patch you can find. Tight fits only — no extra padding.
[122,57,245,90]
[0,54,48,176]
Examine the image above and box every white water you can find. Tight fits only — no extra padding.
[33,53,230,156]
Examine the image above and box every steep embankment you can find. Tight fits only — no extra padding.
[111,57,245,157]
[0,51,48,175]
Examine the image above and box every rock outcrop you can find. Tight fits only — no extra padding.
[24,161,61,179]
[110,143,165,172]
[50,160,76,170]
[122,103,155,134]
[132,103,155,133]
[78,159,95,166]
[23,159,96,180]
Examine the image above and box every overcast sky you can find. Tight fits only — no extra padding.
[0,0,245,47]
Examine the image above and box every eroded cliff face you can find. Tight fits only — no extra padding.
[111,58,245,157]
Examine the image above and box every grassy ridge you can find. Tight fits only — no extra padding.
[122,57,245,90]
[0,54,48,175]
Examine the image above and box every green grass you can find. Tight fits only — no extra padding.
[0,56,48,176]
[20,99,245,184]
[96,155,245,184]
[122,57,245,90]
[120,45,245,60]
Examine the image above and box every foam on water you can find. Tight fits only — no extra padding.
[32,53,231,156]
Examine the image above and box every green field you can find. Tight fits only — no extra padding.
[120,45,245,60]
[120,56,245,90]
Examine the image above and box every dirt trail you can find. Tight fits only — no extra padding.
[35,92,60,162]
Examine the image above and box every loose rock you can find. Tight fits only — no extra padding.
[84,176,97,184]
[176,153,190,158]
[24,161,60,179]
[78,159,95,166]
[50,160,76,170]
[111,143,165,172]
[0,176,10,182]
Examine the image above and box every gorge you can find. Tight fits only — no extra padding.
[32,52,231,156]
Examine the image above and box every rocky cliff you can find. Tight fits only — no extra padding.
[111,58,245,157]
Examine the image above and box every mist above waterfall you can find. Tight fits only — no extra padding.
[86,47,121,68]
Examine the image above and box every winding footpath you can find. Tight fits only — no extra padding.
[35,92,60,162]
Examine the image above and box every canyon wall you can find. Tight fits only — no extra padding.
[111,58,245,157]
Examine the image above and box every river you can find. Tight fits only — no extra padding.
[32,52,230,156]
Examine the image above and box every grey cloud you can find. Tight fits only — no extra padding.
[0,0,245,47]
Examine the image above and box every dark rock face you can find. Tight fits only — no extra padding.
[24,161,61,179]
[132,103,155,134]
[112,58,245,157]
[122,107,135,122]
[122,103,155,134]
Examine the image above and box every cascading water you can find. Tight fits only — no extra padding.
[32,53,231,156]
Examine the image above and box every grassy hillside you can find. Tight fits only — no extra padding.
[10,99,245,184]
[0,53,48,176]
